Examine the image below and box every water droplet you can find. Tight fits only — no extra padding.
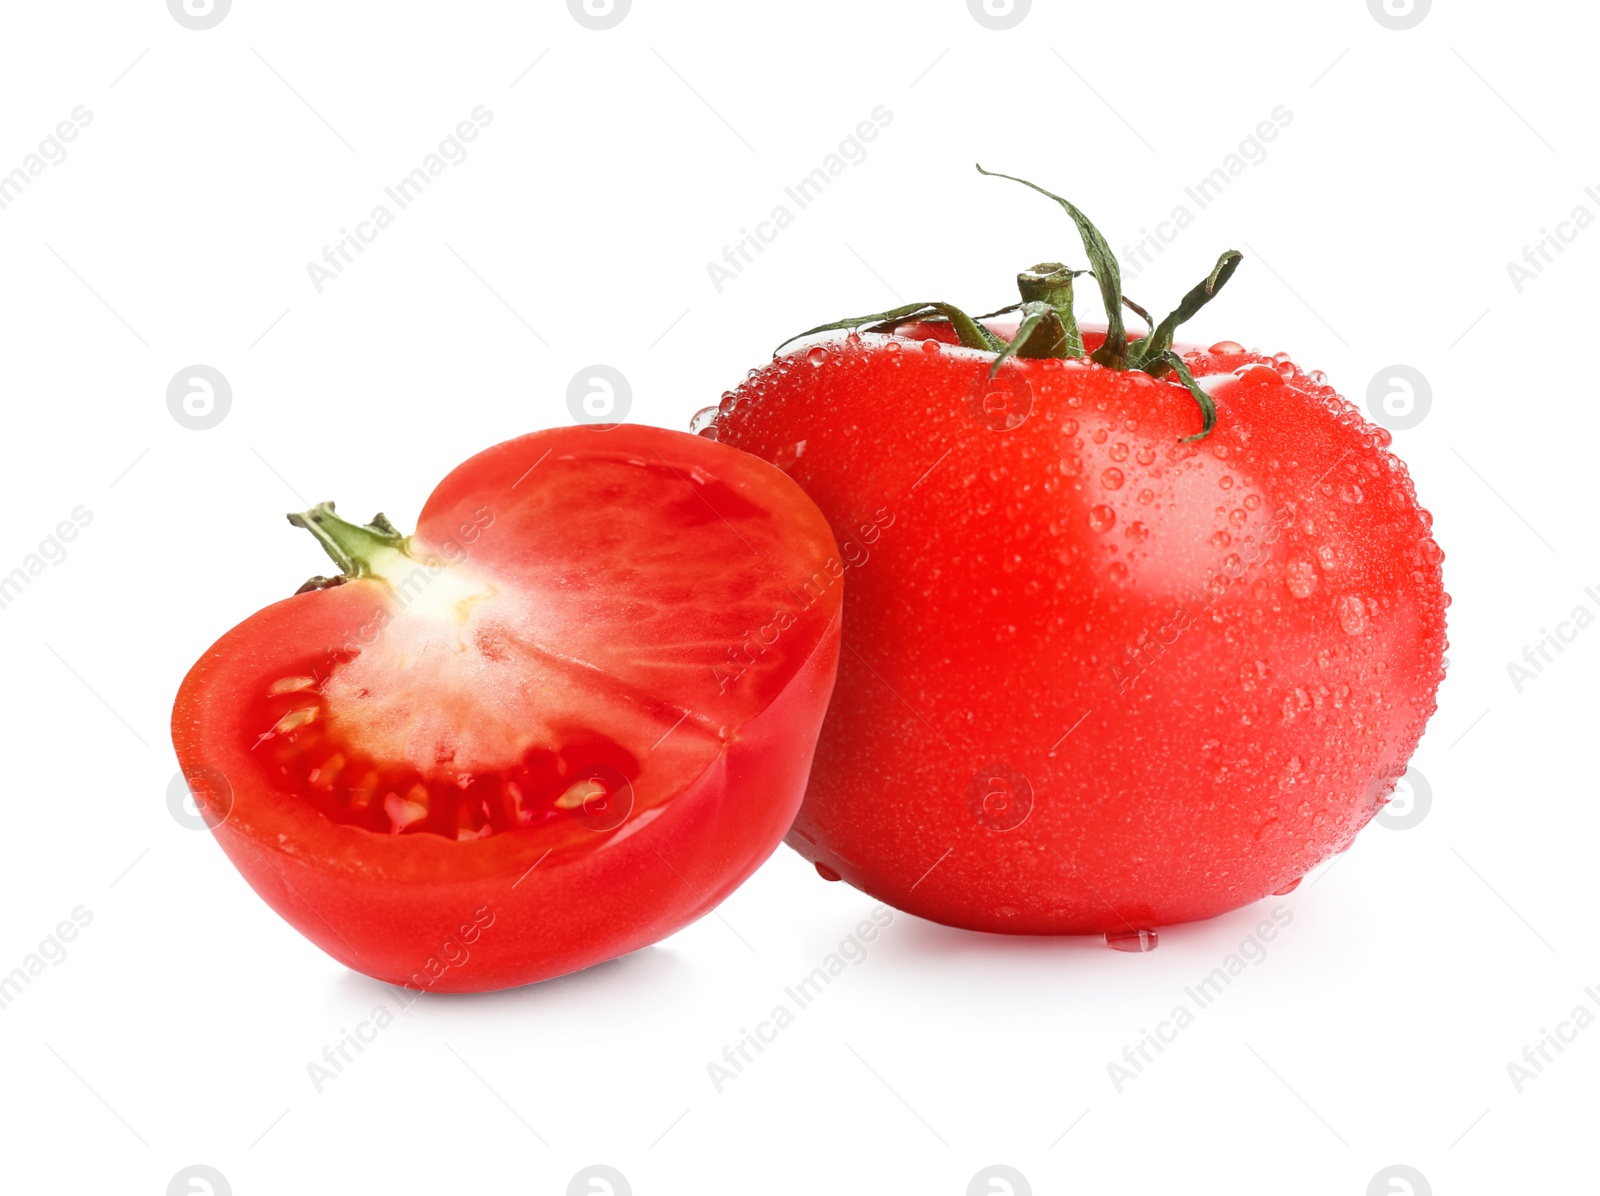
[1255,819,1280,841]
[1273,876,1302,895]
[1209,340,1245,354]
[1219,475,1235,490]
[921,338,941,354]
[1108,561,1128,582]
[1137,488,1154,504]
[1106,928,1159,952]
[806,347,828,367]
[1229,508,1248,527]
[1418,537,1443,565]
[1108,443,1129,462]
[1338,594,1368,635]
[1135,445,1156,466]
[814,861,841,882]
[1088,504,1117,532]
[1211,530,1232,549]
[1101,467,1125,490]
[690,405,721,435]
[1286,556,1318,598]
[1126,520,1150,543]
[1339,482,1364,504]
[884,339,902,354]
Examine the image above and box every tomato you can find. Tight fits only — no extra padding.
[171,425,841,991]
[702,169,1447,938]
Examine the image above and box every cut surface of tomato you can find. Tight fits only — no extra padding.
[173,424,841,991]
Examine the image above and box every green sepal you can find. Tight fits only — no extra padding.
[1129,251,1243,373]
[775,301,1003,356]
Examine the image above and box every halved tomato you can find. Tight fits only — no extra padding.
[172,425,841,991]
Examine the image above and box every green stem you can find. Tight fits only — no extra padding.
[774,169,1243,442]
[976,165,1128,368]
[1015,263,1083,357]
[288,503,411,591]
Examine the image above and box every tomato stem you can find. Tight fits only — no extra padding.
[773,167,1246,440]
[1014,263,1083,358]
[288,503,412,593]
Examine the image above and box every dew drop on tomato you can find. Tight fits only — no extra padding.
[1105,928,1159,952]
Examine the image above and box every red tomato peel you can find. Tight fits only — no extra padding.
[704,170,1448,938]
[172,425,841,991]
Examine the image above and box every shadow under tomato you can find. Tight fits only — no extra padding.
[329,942,698,1013]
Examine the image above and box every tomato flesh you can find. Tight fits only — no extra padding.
[173,425,841,990]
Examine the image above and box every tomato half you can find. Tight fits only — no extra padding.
[172,425,841,991]
[707,318,1447,936]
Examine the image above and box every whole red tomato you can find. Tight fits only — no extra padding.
[704,169,1447,939]
[172,425,841,990]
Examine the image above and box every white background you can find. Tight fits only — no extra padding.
[0,1,1593,1193]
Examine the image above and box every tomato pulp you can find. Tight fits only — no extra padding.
[172,425,842,990]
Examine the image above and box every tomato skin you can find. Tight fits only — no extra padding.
[172,426,841,991]
[710,328,1447,934]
